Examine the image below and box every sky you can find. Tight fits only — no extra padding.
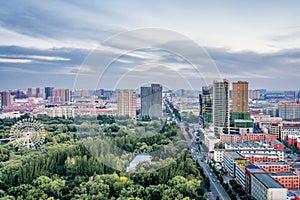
[1,0,300,91]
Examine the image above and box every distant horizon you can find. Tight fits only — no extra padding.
[1,86,299,93]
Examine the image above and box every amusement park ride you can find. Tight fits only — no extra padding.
[0,118,45,149]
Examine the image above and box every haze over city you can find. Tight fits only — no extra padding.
[1,1,300,90]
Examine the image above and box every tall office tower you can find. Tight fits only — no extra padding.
[117,90,137,119]
[200,85,213,128]
[1,91,12,108]
[50,88,70,103]
[45,87,54,100]
[213,79,230,135]
[232,81,248,113]
[141,84,162,118]
[27,88,37,97]
[279,102,300,121]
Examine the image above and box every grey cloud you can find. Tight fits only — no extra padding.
[0,1,125,46]
[207,47,300,89]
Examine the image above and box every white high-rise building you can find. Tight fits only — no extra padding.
[213,79,230,135]
[117,90,137,119]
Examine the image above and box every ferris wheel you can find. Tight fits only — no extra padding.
[10,118,45,149]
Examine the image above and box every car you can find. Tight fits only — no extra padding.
[201,159,203,162]
[209,173,212,176]
[213,179,215,182]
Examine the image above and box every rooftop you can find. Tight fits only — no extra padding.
[246,167,267,173]
[225,141,275,149]
[126,154,151,172]
[269,140,283,145]
[270,172,297,177]
[243,153,279,158]
[253,173,284,189]
[234,119,253,123]
[290,190,300,197]
[255,162,287,166]
[225,150,244,159]
[236,159,254,169]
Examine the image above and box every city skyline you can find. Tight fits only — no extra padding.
[1,84,299,93]
[0,1,300,90]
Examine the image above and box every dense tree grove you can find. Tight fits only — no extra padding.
[0,115,207,199]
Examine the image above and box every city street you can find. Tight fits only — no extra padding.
[190,141,231,200]
[164,98,231,200]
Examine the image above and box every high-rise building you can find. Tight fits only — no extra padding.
[1,91,12,108]
[45,87,54,100]
[213,79,230,135]
[279,102,300,121]
[36,88,45,99]
[248,89,266,100]
[27,88,37,97]
[49,88,70,103]
[27,87,45,99]
[117,90,137,119]
[200,85,213,127]
[141,84,162,118]
[232,81,248,113]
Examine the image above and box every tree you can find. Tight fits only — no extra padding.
[162,188,184,200]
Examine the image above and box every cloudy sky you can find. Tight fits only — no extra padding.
[1,0,300,91]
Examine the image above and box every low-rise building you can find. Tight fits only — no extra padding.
[241,132,267,142]
[220,133,241,143]
[255,162,291,173]
[235,159,255,190]
[223,150,244,177]
[213,149,224,163]
[214,141,284,164]
[204,134,219,151]
[225,141,285,161]
[251,173,287,200]
[277,122,300,141]
[244,154,280,163]
[270,172,300,190]
[47,107,75,118]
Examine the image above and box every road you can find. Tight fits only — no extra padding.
[164,98,231,200]
[190,138,231,200]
